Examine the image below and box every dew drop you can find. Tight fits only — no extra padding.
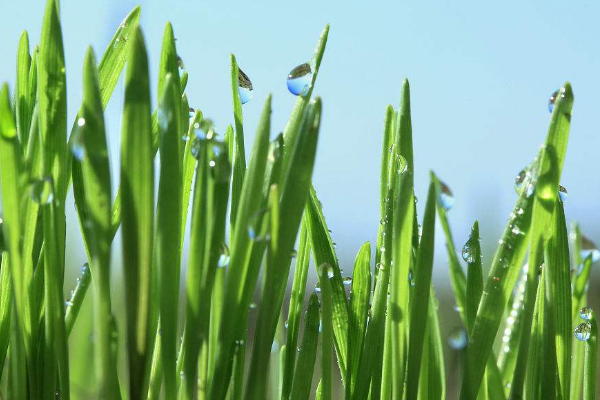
[448,328,468,350]
[514,168,534,197]
[314,282,321,293]
[287,63,312,96]
[376,263,384,271]
[579,307,593,321]
[248,208,268,241]
[548,89,565,113]
[326,268,334,279]
[217,244,230,268]
[439,180,455,211]
[343,277,352,286]
[71,119,86,161]
[177,56,185,70]
[291,249,298,258]
[30,177,54,205]
[574,322,592,341]
[237,67,253,105]
[249,302,257,309]
[581,235,600,263]
[461,243,474,263]
[558,184,568,202]
[408,269,415,286]
[397,154,407,175]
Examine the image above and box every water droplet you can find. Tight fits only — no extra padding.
[408,269,416,286]
[581,235,600,263]
[514,168,534,197]
[248,208,268,241]
[287,63,312,96]
[574,322,592,341]
[439,180,455,210]
[217,244,230,268]
[558,184,568,202]
[327,268,334,279]
[579,307,593,321]
[343,277,352,286]
[177,56,185,70]
[314,282,321,293]
[235,339,245,346]
[376,263,384,271]
[31,177,54,205]
[397,154,407,175]
[461,243,474,263]
[237,67,253,105]
[249,302,257,309]
[291,249,298,258]
[448,328,468,350]
[548,89,565,113]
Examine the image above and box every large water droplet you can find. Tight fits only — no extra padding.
[343,277,352,286]
[558,184,568,202]
[177,56,185,70]
[581,235,600,263]
[514,167,534,197]
[70,117,86,160]
[579,307,593,321]
[237,67,253,105]
[439,180,455,211]
[461,243,474,263]
[574,322,592,341]
[217,244,230,268]
[448,328,468,350]
[31,177,54,205]
[397,154,407,175]
[287,63,312,96]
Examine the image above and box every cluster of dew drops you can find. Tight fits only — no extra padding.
[575,306,594,342]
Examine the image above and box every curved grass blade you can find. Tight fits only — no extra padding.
[405,179,436,400]
[16,30,33,147]
[0,253,11,380]
[246,98,321,400]
[156,73,183,400]
[120,27,154,400]
[346,242,371,397]
[64,263,91,337]
[229,54,247,229]
[288,293,320,400]
[282,220,311,400]
[305,186,349,376]
[281,25,329,178]
[208,95,272,399]
[509,82,574,400]
[319,264,334,400]
[181,111,202,240]
[465,221,483,333]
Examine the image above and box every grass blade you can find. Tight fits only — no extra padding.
[524,265,545,399]
[319,264,334,400]
[405,178,436,400]
[16,30,33,147]
[120,27,154,400]
[289,293,320,400]
[582,310,597,400]
[0,253,12,380]
[156,73,183,399]
[65,263,91,337]
[346,242,371,397]
[282,220,311,400]
[229,54,247,229]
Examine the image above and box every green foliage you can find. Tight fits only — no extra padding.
[0,2,596,399]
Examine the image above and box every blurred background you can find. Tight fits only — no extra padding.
[1,0,600,398]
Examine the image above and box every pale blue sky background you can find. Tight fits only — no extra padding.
[1,0,599,281]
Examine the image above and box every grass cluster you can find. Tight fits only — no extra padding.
[0,1,597,399]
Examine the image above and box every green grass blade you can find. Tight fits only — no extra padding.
[425,292,446,400]
[156,73,183,400]
[583,310,597,400]
[281,25,329,178]
[319,264,334,400]
[181,111,202,240]
[305,186,349,376]
[120,27,155,400]
[544,200,572,399]
[209,95,272,399]
[346,242,371,397]
[289,293,320,400]
[65,263,91,337]
[571,253,593,399]
[405,178,436,400]
[524,266,545,399]
[509,82,574,400]
[246,98,321,400]
[229,54,247,229]
[76,47,119,399]
[0,253,12,380]
[16,30,33,147]
[465,221,483,333]
[282,220,311,400]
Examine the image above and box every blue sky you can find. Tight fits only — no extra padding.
[1,0,599,277]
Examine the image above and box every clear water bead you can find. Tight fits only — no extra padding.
[574,322,592,341]
[581,235,600,263]
[343,277,352,286]
[558,184,568,202]
[237,67,253,105]
[287,63,313,96]
[397,154,408,175]
[461,243,474,263]
[217,244,230,268]
[579,307,593,321]
[71,118,86,160]
[439,180,455,211]
[31,177,54,205]
[448,328,468,350]
[514,168,534,197]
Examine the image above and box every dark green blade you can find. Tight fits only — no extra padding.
[156,73,183,400]
[289,294,320,400]
[120,27,154,400]
[318,264,334,400]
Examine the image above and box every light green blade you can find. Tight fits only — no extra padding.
[229,54,247,229]
[289,294,320,400]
